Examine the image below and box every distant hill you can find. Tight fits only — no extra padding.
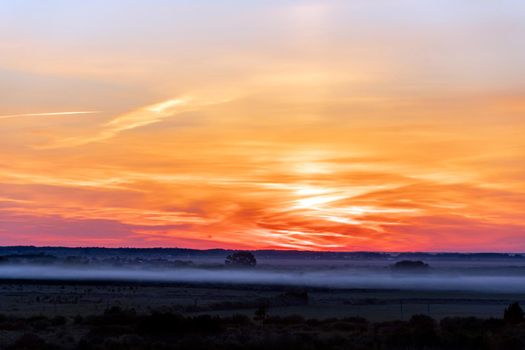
[0,246,523,261]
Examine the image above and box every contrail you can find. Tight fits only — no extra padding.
[39,92,236,149]
[0,111,101,120]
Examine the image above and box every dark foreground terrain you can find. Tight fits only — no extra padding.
[0,278,524,350]
[1,306,525,350]
[1,279,523,321]
[1,247,525,348]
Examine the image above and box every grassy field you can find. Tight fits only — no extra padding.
[0,279,521,321]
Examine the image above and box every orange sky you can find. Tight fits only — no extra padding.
[1,1,524,251]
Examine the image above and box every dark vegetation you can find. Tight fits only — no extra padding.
[1,303,525,349]
[224,251,257,267]
[2,247,525,349]
[392,260,430,270]
[1,246,524,264]
[504,302,525,324]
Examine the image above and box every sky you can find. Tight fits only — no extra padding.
[0,0,524,251]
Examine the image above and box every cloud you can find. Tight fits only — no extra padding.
[41,93,234,148]
[0,111,100,120]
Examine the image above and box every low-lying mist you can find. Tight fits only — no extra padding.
[1,264,525,293]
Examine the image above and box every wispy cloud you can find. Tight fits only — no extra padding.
[0,111,100,120]
[42,94,233,149]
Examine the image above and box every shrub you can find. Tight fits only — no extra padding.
[409,314,438,347]
[504,302,524,324]
[391,260,430,270]
[225,251,257,267]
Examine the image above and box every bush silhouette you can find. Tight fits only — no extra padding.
[391,260,429,270]
[409,314,438,347]
[504,302,524,324]
[225,251,256,267]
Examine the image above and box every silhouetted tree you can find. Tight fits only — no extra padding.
[391,260,429,270]
[504,302,524,324]
[225,251,256,267]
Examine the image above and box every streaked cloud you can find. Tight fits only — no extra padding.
[0,111,100,120]
[42,93,234,148]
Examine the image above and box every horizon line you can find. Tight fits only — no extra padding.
[1,245,523,255]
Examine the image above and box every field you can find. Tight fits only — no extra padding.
[1,248,525,349]
[1,279,525,349]
[0,277,522,321]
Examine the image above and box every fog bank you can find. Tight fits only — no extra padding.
[1,265,525,293]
